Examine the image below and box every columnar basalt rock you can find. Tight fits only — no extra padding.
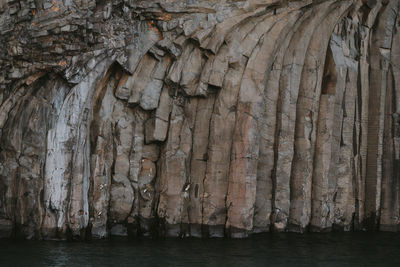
[0,0,399,239]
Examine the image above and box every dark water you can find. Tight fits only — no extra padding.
[1,232,399,266]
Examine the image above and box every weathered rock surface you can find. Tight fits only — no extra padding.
[0,0,399,239]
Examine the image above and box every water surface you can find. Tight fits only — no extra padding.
[1,232,399,266]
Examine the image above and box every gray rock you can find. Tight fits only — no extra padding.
[0,0,399,239]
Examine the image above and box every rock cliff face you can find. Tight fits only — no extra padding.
[0,0,399,239]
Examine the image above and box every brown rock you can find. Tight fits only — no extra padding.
[0,0,399,240]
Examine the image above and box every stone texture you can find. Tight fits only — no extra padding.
[0,0,399,240]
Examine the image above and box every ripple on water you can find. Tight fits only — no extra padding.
[1,233,400,267]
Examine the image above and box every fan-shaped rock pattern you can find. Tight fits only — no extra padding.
[0,0,399,239]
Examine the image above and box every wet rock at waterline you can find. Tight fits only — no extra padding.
[0,0,399,239]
